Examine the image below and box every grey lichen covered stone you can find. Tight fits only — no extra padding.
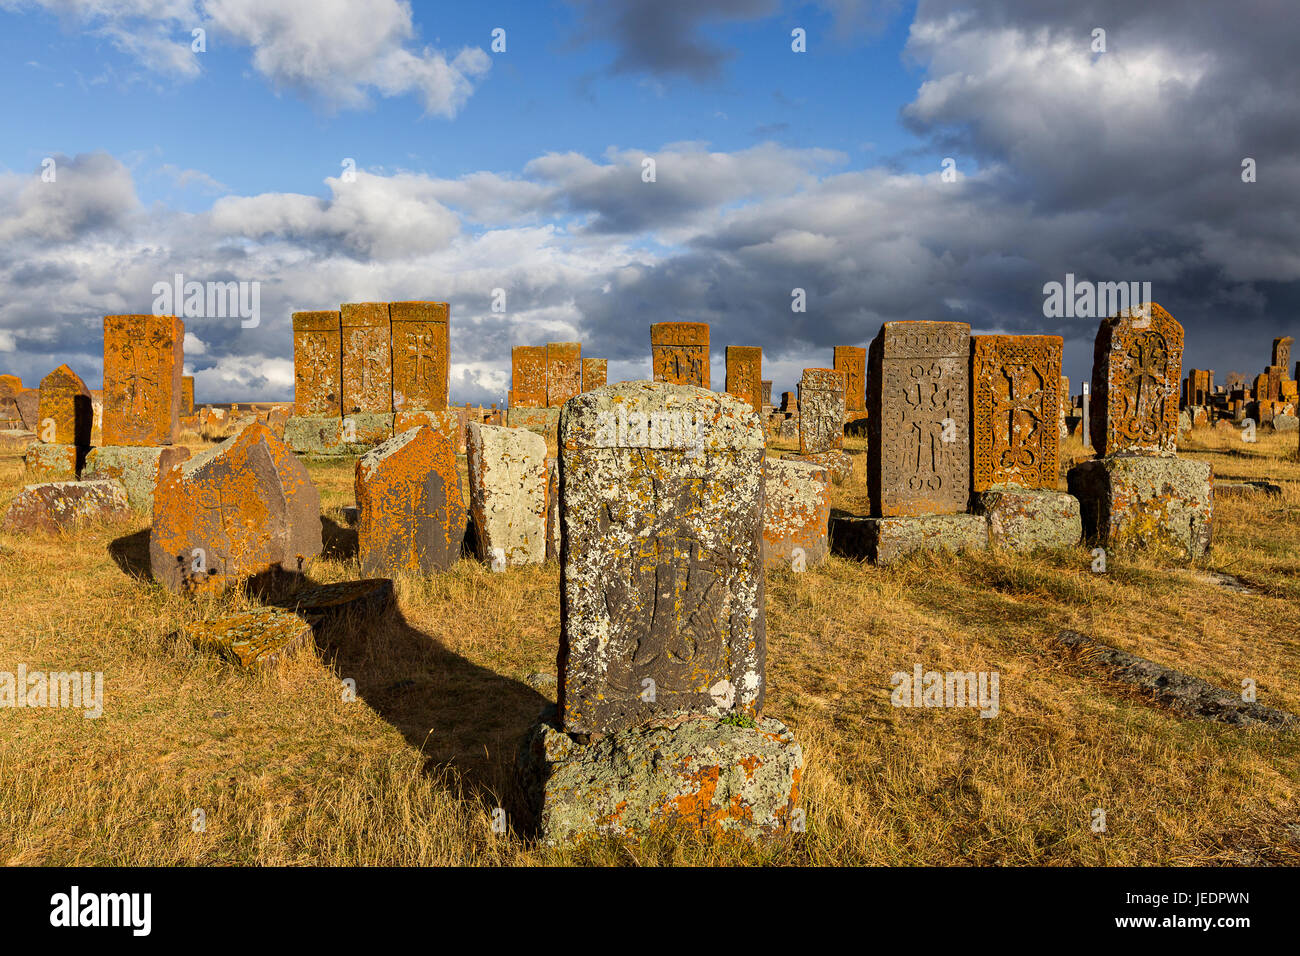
[782,449,852,485]
[1067,455,1212,558]
[83,445,191,511]
[2,479,132,533]
[516,706,803,845]
[558,381,766,735]
[976,488,1082,553]
[466,423,548,566]
[829,511,988,565]
[762,458,830,570]
[1272,413,1298,433]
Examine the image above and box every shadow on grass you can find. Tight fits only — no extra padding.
[320,515,357,561]
[108,528,151,581]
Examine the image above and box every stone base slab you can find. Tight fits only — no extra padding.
[830,511,988,565]
[975,488,1082,553]
[24,442,84,482]
[84,445,191,512]
[284,413,395,457]
[1067,455,1212,558]
[515,706,803,845]
[782,449,852,485]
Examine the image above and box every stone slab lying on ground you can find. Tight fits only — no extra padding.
[83,445,191,512]
[1215,480,1283,499]
[829,511,988,565]
[183,607,315,668]
[273,578,395,627]
[23,443,81,482]
[1067,455,1212,558]
[516,707,803,845]
[762,459,830,571]
[1054,629,1296,729]
[975,488,1081,553]
[2,479,132,533]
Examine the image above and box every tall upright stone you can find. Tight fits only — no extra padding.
[1272,336,1293,371]
[355,425,465,575]
[557,381,765,734]
[651,322,710,388]
[868,321,970,516]
[292,310,342,416]
[37,364,93,448]
[724,346,763,414]
[1088,304,1182,457]
[341,302,392,414]
[103,314,184,446]
[797,368,845,455]
[546,342,582,408]
[581,357,607,393]
[390,301,449,412]
[971,335,1062,491]
[761,380,773,408]
[833,346,866,414]
[181,375,195,416]
[511,346,547,408]
[466,423,548,567]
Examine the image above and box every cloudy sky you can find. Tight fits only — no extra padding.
[0,0,1296,404]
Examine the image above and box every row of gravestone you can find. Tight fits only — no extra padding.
[1178,336,1299,430]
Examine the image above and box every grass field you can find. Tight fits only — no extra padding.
[1,424,1297,866]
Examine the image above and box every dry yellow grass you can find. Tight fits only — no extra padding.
[0,424,1297,865]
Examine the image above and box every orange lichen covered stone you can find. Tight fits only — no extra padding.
[581,357,607,393]
[511,346,547,408]
[971,335,1062,491]
[651,322,710,388]
[545,342,582,407]
[24,443,81,482]
[355,425,465,575]
[37,364,92,447]
[150,422,322,593]
[184,607,314,668]
[341,302,391,414]
[725,346,763,415]
[762,459,830,570]
[833,346,866,413]
[1088,303,1183,457]
[390,301,449,412]
[181,375,195,416]
[102,314,184,446]
[292,311,341,416]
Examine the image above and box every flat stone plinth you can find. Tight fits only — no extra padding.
[975,488,1082,553]
[84,445,191,512]
[1067,455,1212,558]
[830,511,988,565]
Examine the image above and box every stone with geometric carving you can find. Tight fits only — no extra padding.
[292,311,342,416]
[341,302,392,414]
[798,368,845,455]
[511,346,547,408]
[581,357,607,393]
[546,342,582,407]
[390,301,449,412]
[725,346,763,414]
[867,321,970,516]
[103,314,184,446]
[651,322,710,388]
[1088,303,1183,457]
[833,346,866,413]
[971,335,1061,492]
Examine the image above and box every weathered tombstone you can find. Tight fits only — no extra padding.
[724,346,763,414]
[340,302,392,414]
[511,346,547,408]
[102,314,183,446]
[1272,336,1293,371]
[2,480,131,533]
[184,607,315,669]
[519,381,799,843]
[1059,374,1071,439]
[971,335,1062,491]
[36,363,93,469]
[83,445,190,512]
[761,380,773,408]
[868,321,970,516]
[581,357,607,393]
[390,301,449,412]
[545,457,560,562]
[292,310,342,416]
[762,459,830,571]
[650,322,710,388]
[797,368,845,455]
[465,423,547,567]
[23,443,80,482]
[833,346,866,414]
[355,425,465,575]
[181,375,195,417]
[1088,303,1182,456]
[545,342,582,408]
[150,422,323,593]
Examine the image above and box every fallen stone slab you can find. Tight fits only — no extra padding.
[183,607,315,668]
[274,577,395,627]
[1053,629,1296,729]
[516,706,803,845]
[2,479,132,533]
[1215,480,1283,499]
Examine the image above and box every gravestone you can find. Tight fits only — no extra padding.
[103,313,184,446]
[557,381,765,734]
[150,422,323,593]
[761,380,773,408]
[546,342,582,408]
[181,375,195,416]
[762,459,830,571]
[341,302,392,414]
[724,346,763,414]
[292,310,342,416]
[465,423,547,567]
[650,322,710,388]
[83,445,190,512]
[37,364,93,448]
[390,301,449,412]
[23,443,80,482]
[1059,374,1070,439]
[833,346,866,414]
[1088,304,1182,457]
[1272,336,1293,371]
[798,368,846,455]
[970,335,1061,491]
[581,358,607,393]
[511,346,547,408]
[2,480,131,533]
[355,425,465,575]
[868,321,970,516]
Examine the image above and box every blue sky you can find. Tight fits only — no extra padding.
[0,0,1297,405]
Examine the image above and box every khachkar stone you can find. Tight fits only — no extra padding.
[581,357,607,393]
[1059,374,1070,439]
[355,425,465,575]
[181,375,195,416]
[762,459,830,571]
[1272,336,1293,370]
[833,346,866,414]
[465,423,547,566]
[797,367,846,454]
[971,335,1062,492]
[724,346,763,414]
[546,342,582,407]
[868,321,970,516]
[520,382,801,844]
[37,364,93,448]
[761,380,772,408]
[150,422,323,593]
[557,381,766,734]
[1183,369,1213,408]
[511,346,547,408]
[103,313,184,446]
[390,301,449,412]
[292,310,342,416]
[1088,303,1182,457]
[341,302,392,414]
[651,322,710,388]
